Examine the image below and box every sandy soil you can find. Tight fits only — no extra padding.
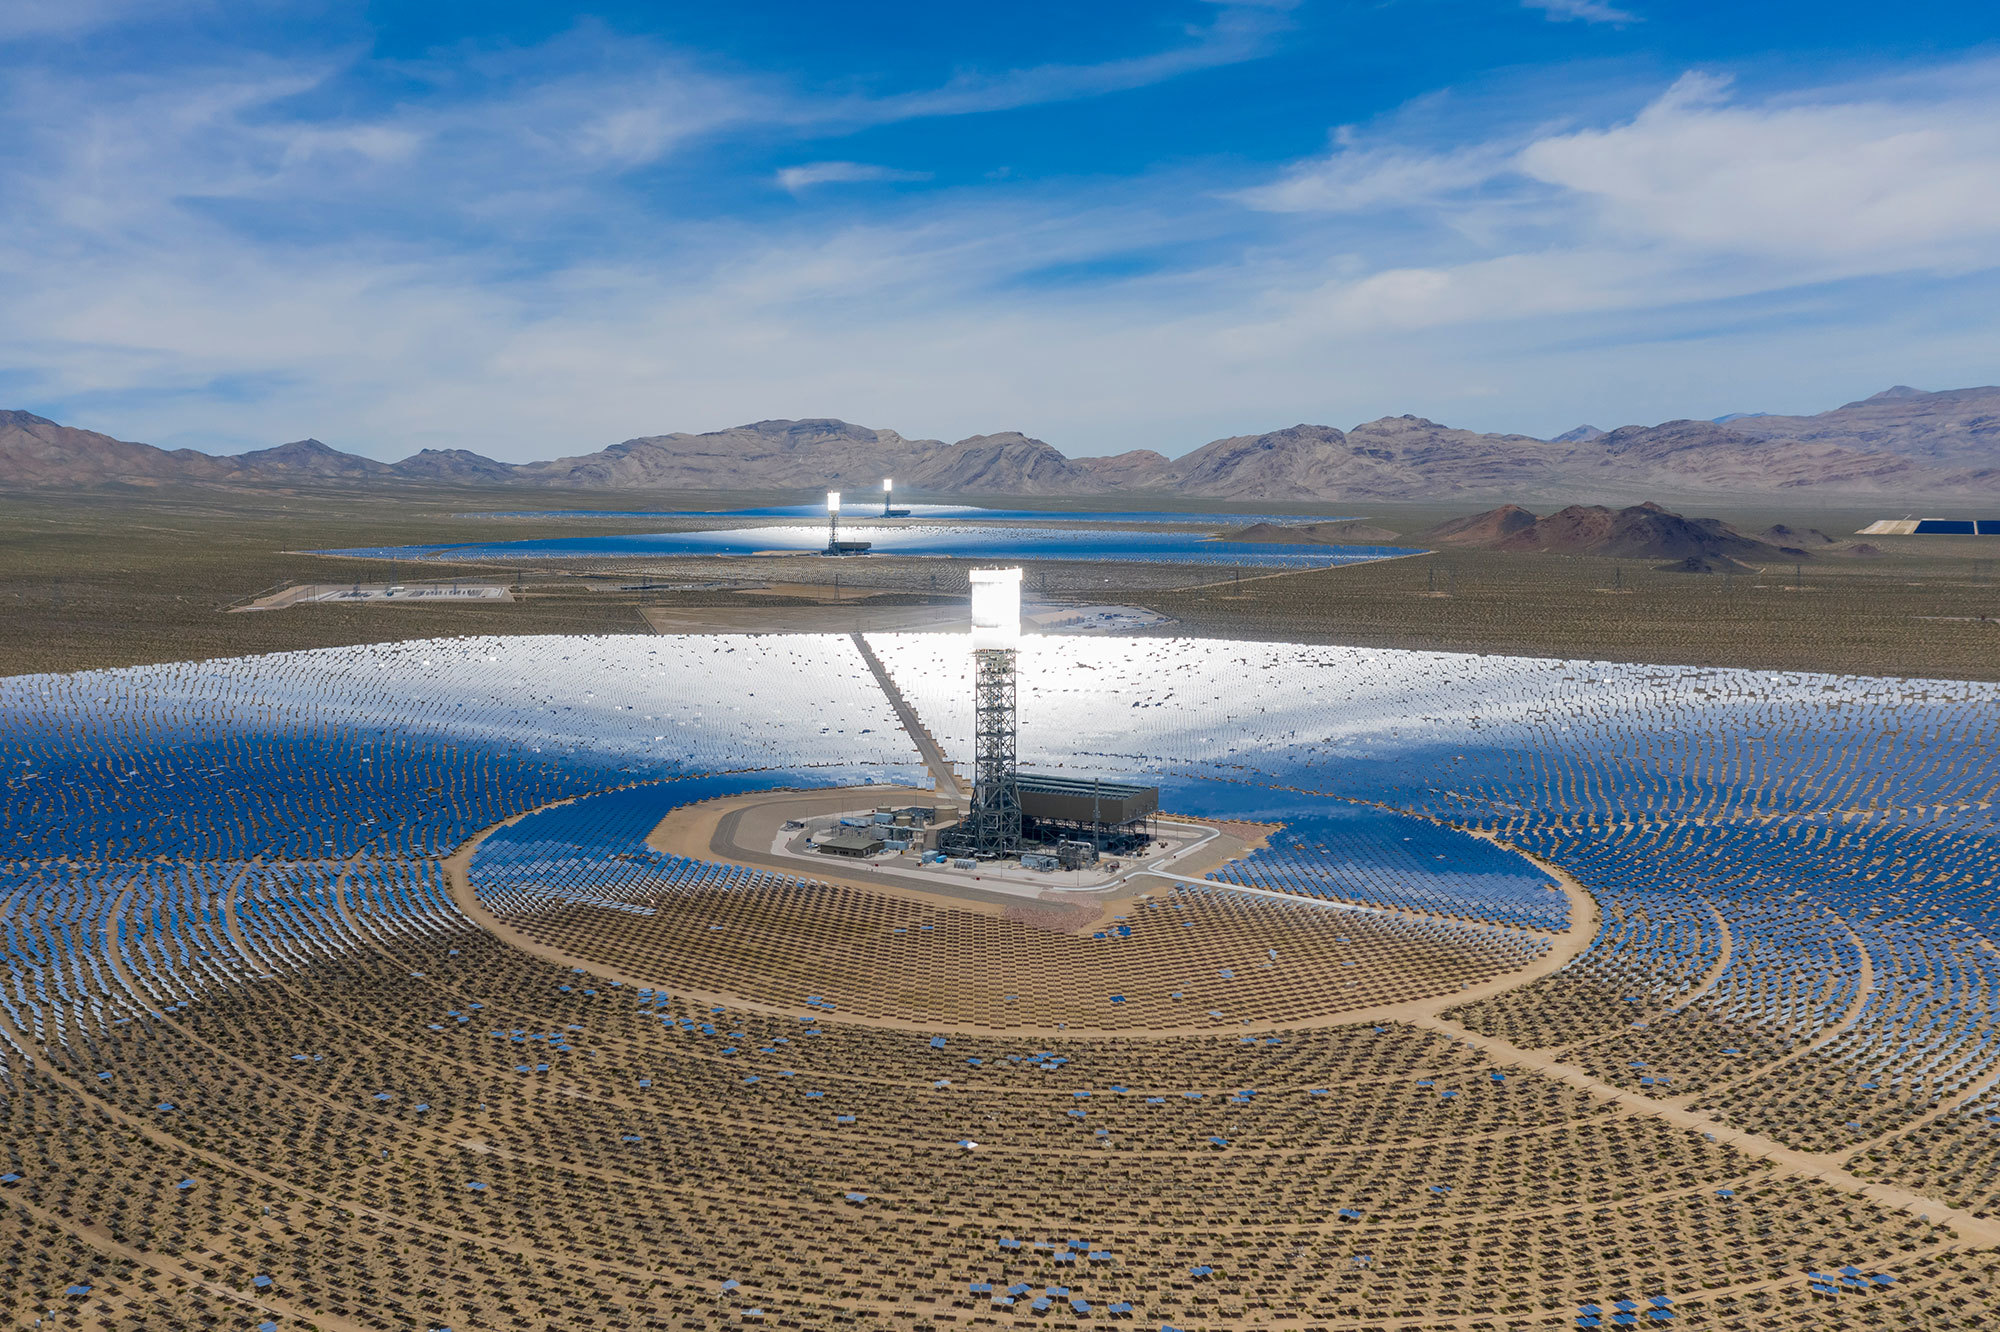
[446,781,1589,1037]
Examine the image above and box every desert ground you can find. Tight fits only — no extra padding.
[4,485,1995,680]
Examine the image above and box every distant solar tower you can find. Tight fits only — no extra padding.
[825,490,841,552]
[882,477,894,516]
[966,567,1024,855]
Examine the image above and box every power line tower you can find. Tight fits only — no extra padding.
[966,567,1023,855]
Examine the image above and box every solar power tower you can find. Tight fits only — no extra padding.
[966,567,1024,855]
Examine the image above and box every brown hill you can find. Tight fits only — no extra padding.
[0,412,510,488]
[1563,419,1931,493]
[230,438,396,479]
[1550,424,1605,444]
[1431,501,1801,563]
[1168,424,1355,498]
[516,418,945,490]
[907,432,1098,494]
[1424,504,1539,546]
[1760,523,1838,546]
[1219,520,1403,545]
[0,410,232,487]
[1075,449,1172,490]
[391,448,518,482]
[1166,418,1562,500]
[1342,416,1563,494]
[510,418,1104,496]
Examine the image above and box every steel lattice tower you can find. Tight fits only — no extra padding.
[965,567,1024,855]
[968,645,1022,853]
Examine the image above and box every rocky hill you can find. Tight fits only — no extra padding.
[1716,385,2000,470]
[1075,448,1172,489]
[390,448,520,483]
[5,385,1996,498]
[515,419,940,489]
[1219,519,1405,545]
[908,432,1098,494]
[227,438,396,479]
[1425,502,1811,563]
[1425,504,1539,546]
[1140,417,1567,499]
[0,411,514,489]
[0,410,233,487]
[1550,424,1605,444]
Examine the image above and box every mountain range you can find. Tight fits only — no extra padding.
[4,384,1996,501]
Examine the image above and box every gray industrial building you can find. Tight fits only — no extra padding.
[1018,773,1159,855]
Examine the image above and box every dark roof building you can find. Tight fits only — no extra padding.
[819,830,886,858]
[1017,774,1159,826]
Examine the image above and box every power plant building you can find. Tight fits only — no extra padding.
[1018,773,1159,854]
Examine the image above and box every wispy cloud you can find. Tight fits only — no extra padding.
[1237,61,2000,271]
[849,1,1297,123]
[1522,0,1640,25]
[1236,127,1521,214]
[775,161,933,193]
[0,0,159,40]
[2,14,1998,458]
[1206,55,2000,433]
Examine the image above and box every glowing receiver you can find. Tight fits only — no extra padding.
[969,567,1022,651]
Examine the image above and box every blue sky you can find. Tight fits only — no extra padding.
[3,1,1998,461]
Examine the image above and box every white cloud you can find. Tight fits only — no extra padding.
[1522,0,1640,24]
[1236,61,2000,272]
[848,1,1296,124]
[0,0,155,40]
[1189,58,2000,424]
[1237,129,1519,213]
[277,124,425,168]
[1519,70,2000,265]
[775,161,933,193]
